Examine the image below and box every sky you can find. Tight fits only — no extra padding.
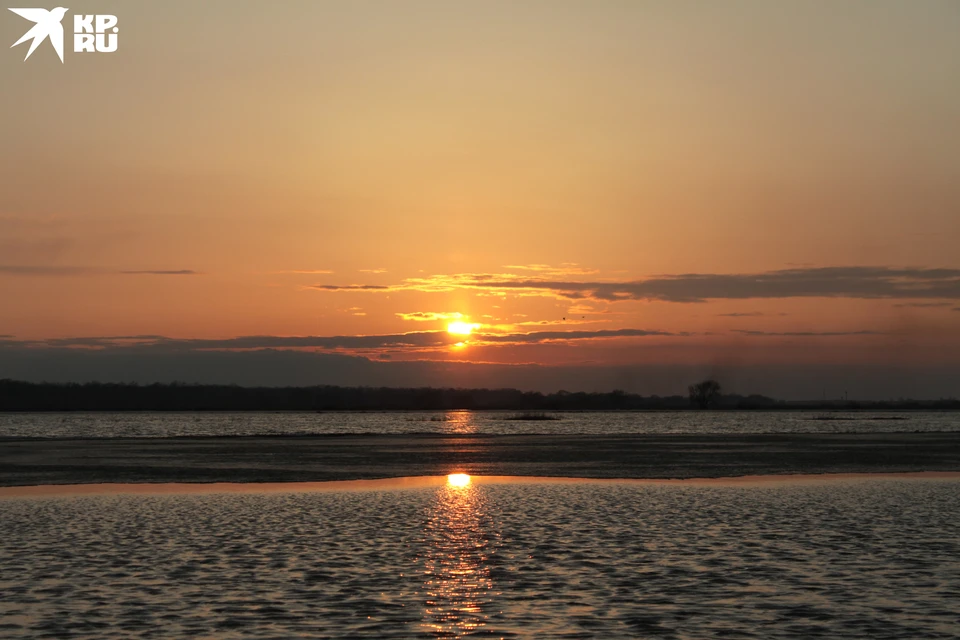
[2,1,960,398]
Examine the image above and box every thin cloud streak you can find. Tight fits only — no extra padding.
[502,263,600,276]
[396,311,465,322]
[1,266,200,276]
[119,270,199,275]
[476,328,679,343]
[313,284,390,291]
[13,328,687,352]
[0,265,105,276]
[731,330,882,337]
[893,302,955,308]
[274,269,334,275]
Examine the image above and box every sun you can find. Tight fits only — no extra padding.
[447,473,471,487]
[447,321,479,336]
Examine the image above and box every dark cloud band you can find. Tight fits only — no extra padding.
[315,266,960,303]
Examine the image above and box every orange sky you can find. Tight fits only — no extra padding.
[2,1,959,390]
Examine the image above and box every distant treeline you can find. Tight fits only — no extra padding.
[1,380,958,412]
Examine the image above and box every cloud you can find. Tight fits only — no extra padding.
[0,265,106,276]
[716,312,788,318]
[476,328,679,343]
[396,311,465,322]
[170,332,461,350]
[275,269,334,275]
[359,268,388,274]
[502,263,599,276]
[311,266,960,303]
[34,331,459,351]
[893,302,955,308]
[0,265,199,276]
[510,318,604,328]
[43,335,170,348]
[11,327,684,353]
[35,332,460,351]
[119,270,199,276]
[313,284,391,291]
[731,330,882,337]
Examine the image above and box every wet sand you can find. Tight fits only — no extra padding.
[1,432,959,487]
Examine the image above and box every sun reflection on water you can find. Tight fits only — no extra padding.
[447,473,471,487]
[421,478,498,637]
[440,410,477,434]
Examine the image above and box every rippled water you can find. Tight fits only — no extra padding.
[1,478,958,638]
[1,410,957,438]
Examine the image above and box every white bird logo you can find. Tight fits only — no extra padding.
[9,7,68,63]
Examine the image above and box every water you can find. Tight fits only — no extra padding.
[1,477,958,638]
[1,410,957,438]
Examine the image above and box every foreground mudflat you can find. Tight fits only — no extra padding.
[1,432,959,486]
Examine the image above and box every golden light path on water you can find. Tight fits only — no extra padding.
[422,473,497,637]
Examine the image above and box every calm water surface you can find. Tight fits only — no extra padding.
[1,477,958,638]
[1,410,958,438]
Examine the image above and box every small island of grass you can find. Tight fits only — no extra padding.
[503,412,562,421]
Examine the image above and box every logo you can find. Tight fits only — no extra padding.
[9,7,66,61]
[9,7,118,62]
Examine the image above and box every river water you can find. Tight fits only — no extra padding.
[1,410,958,438]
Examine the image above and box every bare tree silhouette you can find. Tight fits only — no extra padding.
[689,379,722,409]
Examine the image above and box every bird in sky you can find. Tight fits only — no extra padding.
[9,7,68,63]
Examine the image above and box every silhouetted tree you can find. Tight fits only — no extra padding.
[688,379,722,409]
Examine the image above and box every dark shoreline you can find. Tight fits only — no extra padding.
[2,432,959,487]
[5,380,959,412]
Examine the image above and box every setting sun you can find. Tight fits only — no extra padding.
[447,473,471,487]
[447,321,479,336]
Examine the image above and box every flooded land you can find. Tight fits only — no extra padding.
[2,476,959,638]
